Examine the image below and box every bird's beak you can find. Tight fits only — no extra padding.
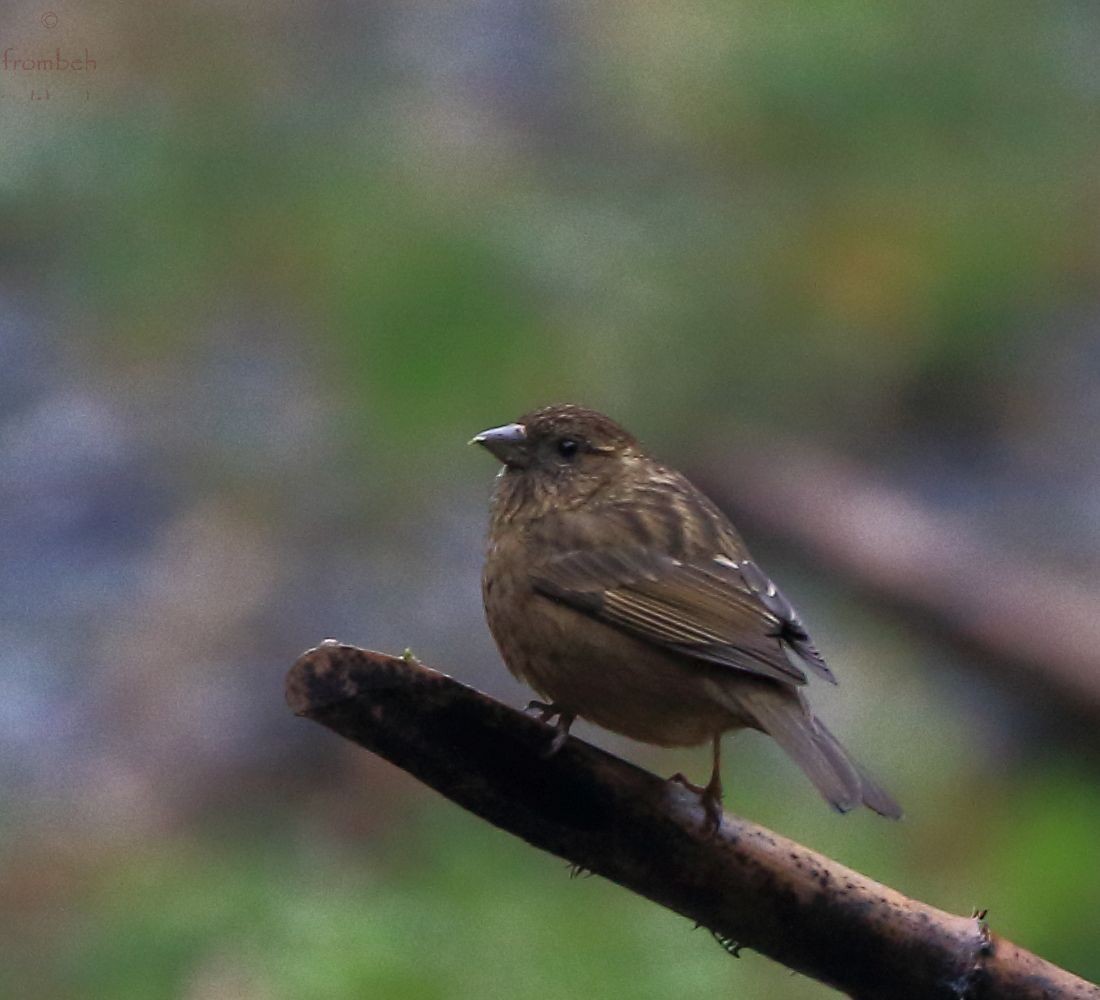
[470,422,528,467]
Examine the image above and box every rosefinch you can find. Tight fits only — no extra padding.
[474,404,900,828]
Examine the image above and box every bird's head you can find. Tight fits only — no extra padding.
[472,404,641,511]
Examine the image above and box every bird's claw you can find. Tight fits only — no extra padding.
[668,772,706,796]
[701,791,723,835]
[668,773,723,834]
[525,699,557,723]
[525,701,575,757]
[544,721,572,758]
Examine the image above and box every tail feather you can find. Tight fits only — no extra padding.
[813,718,903,819]
[740,690,902,819]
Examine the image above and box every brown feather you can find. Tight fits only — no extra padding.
[477,403,898,820]
[531,545,808,686]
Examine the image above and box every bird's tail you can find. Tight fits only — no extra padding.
[739,688,902,819]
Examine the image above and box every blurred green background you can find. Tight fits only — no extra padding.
[2,2,1099,997]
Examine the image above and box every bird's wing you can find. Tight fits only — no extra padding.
[531,545,835,687]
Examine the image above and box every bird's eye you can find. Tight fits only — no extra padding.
[557,438,579,459]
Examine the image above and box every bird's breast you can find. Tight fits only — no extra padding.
[484,538,742,747]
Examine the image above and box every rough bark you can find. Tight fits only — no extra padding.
[286,642,1099,1000]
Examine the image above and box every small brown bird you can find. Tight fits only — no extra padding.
[473,404,900,828]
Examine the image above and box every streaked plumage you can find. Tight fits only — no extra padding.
[475,404,900,826]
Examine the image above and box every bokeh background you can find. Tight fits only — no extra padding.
[2,2,1099,997]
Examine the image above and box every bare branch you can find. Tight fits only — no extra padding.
[286,643,1099,1000]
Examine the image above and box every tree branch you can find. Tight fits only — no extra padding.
[286,642,1098,1000]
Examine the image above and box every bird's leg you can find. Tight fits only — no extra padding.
[525,701,575,757]
[701,733,724,833]
[545,712,575,756]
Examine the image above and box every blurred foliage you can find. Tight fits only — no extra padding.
[1,0,1099,996]
[5,748,1100,999]
[6,0,1095,449]
[10,817,802,1000]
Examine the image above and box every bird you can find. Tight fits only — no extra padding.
[472,403,901,829]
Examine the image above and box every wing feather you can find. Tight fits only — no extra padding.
[532,544,835,686]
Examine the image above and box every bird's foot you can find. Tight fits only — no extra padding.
[545,718,572,757]
[701,785,723,836]
[525,701,575,758]
[525,700,558,723]
[668,772,705,796]
[667,773,723,834]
